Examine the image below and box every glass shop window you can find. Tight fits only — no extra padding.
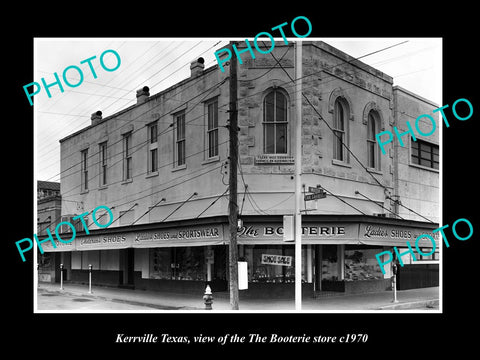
[150,247,206,281]
[321,245,338,281]
[244,245,297,283]
[344,246,383,281]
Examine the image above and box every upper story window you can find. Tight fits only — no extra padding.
[174,112,186,167]
[206,99,219,159]
[367,111,380,170]
[411,139,439,170]
[263,89,288,154]
[333,99,347,162]
[99,142,107,186]
[123,132,133,180]
[81,149,88,191]
[148,122,158,173]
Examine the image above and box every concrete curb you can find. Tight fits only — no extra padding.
[377,299,439,310]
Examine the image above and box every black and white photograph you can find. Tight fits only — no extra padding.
[7,8,478,354]
[32,37,442,312]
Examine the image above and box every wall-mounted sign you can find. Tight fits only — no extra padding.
[261,254,292,266]
[255,154,294,164]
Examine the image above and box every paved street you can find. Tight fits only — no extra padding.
[37,289,179,311]
[36,282,439,312]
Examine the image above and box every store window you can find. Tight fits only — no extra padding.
[150,247,206,281]
[244,245,299,283]
[344,246,383,281]
[321,245,338,281]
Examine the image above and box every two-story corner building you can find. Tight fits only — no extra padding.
[37,180,62,283]
[42,40,440,299]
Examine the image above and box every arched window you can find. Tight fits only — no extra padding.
[333,99,347,161]
[367,110,380,170]
[263,89,288,154]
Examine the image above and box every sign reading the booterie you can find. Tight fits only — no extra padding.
[261,254,293,266]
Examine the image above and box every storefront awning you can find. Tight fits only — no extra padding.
[41,215,439,252]
[41,224,227,252]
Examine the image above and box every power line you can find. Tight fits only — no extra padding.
[42,76,228,185]
[355,190,405,220]
[196,187,229,219]
[36,41,223,156]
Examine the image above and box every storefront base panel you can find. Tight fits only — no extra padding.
[237,283,314,299]
[38,271,54,283]
[344,279,391,294]
[321,279,391,294]
[133,272,208,294]
[69,270,123,287]
[397,264,439,290]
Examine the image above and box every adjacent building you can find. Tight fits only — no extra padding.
[37,180,62,283]
[41,41,440,299]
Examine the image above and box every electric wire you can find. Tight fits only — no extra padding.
[38,40,437,224]
[355,190,406,220]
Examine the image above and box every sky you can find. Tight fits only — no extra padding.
[34,37,442,183]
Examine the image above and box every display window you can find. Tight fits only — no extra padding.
[150,247,206,281]
[321,245,339,281]
[344,246,383,281]
[243,245,307,283]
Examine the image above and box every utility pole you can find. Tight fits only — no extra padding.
[228,41,239,310]
[294,40,303,311]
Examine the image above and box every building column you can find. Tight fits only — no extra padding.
[306,245,313,283]
[315,245,322,291]
[337,245,345,280]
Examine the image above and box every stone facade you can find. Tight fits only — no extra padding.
[59,40,439,230]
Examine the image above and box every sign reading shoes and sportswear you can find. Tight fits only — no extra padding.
[40,224,225,252]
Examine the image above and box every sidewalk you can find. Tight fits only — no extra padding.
[37,282,439,312]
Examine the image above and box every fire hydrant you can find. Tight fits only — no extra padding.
[203,285,213,310]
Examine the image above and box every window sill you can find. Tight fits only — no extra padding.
[202,156,220,165]
[172,164,187,172]
[409,163,439,173]
[121,178,133,185]
[366,167,382,176]
[331,159,351,168]
[146,171,159,179]
[80,189,89,195]
[98,185,108,190]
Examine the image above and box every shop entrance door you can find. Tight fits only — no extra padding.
[121,248,134,288]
